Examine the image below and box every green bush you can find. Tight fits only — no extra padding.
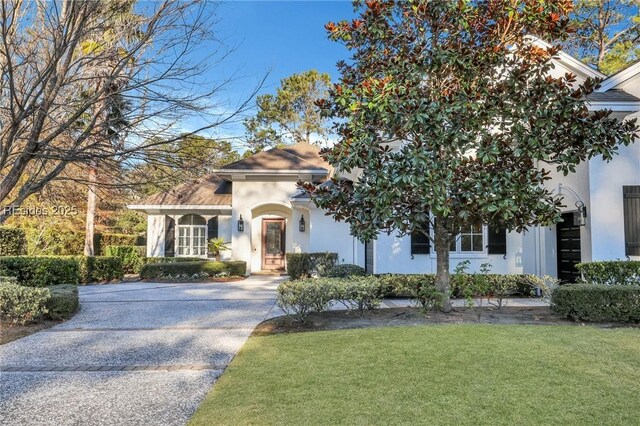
[0,276,17,285]
[276,279,337,322]
[576,261,640,286]
[0,257,79,287]
[0,283,50,324]
[142,256,206,264]
[379,274,443,310]
[551,284,640,323]
[140,260,247,280]
[75,256,124,283]
[285,252,338,279]
[94,233,144,255]
[46,284,79,320]
[104,245,145,274]
[325,264,366,278]
[335,276,385,316]
[0,227,27,256]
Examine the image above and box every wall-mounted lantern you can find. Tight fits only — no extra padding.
[573,201,587,227]
[237,215,245,232]
[299,215,306,232]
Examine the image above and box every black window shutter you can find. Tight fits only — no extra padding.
[624,186,640,256]
[487,226,507,255]
[207,217,218,242]
[410,223,431,255]
[164,216,175,257]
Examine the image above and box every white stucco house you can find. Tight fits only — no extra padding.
[129,47,640,281]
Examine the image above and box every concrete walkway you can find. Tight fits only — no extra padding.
[0,276,283,426]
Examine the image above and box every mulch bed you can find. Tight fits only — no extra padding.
[253,306,638,336]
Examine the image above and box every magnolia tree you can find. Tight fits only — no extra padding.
[302,0,638,311]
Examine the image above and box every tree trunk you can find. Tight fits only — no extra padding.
[434,216,453,312]
[84,160,97,256]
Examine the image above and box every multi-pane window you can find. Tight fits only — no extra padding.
[458,223,484,253]
[177,214,207,257]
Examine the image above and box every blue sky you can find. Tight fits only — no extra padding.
[193,1,356,144]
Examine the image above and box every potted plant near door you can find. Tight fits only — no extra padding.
[208,238,230,261]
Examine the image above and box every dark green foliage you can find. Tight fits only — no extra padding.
[94,233,144,255]
[0,227,27,256]
[142,257,206,264]
[0,283,50,324]
[104,245,145,273]
[285,252,338,280]
[551,284,640,323]
[46,284,79,320]
[75,256,124,283]
[0,257,79,287]
[140,260,247,279]
[576,261,640,286]
[325,264,366,278]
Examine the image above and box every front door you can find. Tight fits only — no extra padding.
[556,212,582,283]
[262,219,285,270]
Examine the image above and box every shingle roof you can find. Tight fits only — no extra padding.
[138,174,231,206]
[220,142,331,172]
[587,89,640,102]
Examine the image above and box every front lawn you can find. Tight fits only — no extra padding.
[190,325,640,425]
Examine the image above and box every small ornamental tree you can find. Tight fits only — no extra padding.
[301,0,639,311]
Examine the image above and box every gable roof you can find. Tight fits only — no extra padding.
[217,142,331,172]
[596,60,640,93]
[136,174,232,206]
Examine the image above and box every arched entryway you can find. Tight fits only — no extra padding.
[250,203,292,272]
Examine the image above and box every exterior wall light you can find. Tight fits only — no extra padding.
[237,215,245,232]
[574,201,587,227]
[299,215,306,232]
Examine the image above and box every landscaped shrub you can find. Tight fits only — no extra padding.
[46,284,79,320]
[325,264,366,278]
[104,245,145,274]
[576,261,640,286]
[551,284,640,323]
[75,256,124,283]
[334,276,385,316]
[0,276,17,285]
[0,227,27,256]
[276,279,337,322]
[285,252,338,279]
[142,257,206,264]
[379,274,443,310]
[0,257,79,287]
[140,260,247,280]
[0,283,50,324]
[94,233,144,255]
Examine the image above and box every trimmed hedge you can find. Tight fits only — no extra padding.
[0,257,79,287]
[285,252,338,280]
[46,284,79,320]
[140,260,247,280]
[277,277,385,322]
[95,233,145,255]
[74,256,124,283]
[0,227,27,256]
[325,264,366,278]
[104,245,146,274]
[143,257,206,264]
[0,283,50,324]
[551,284,640,323]
[576,261,640,286]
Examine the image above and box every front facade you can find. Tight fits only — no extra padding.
[130,47,640,280]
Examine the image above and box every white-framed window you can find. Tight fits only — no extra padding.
[177,214,207,257]
[432,221,486,255]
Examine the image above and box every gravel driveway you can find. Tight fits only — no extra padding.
[0,276,282,426]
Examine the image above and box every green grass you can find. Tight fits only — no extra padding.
[190,325,640,425]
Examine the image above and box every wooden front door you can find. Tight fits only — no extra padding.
[262,219,285,270]
[556,212,582,283]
